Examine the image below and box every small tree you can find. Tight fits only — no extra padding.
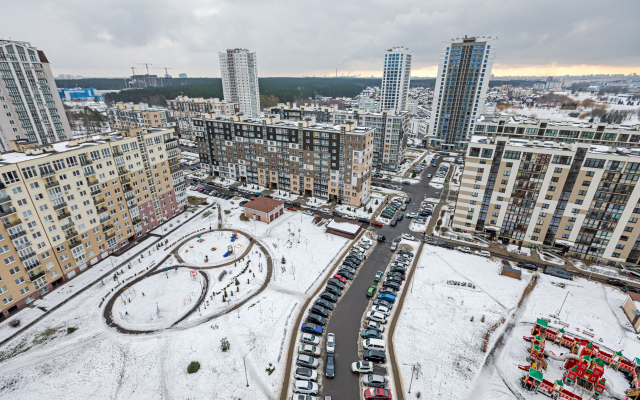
[368,207,373,213]
[411,172,417,178]
[187,361,201,374]
[235,278,240,286]
[221,337,231,352]
[281,256,286,264]
[375,200,379,205]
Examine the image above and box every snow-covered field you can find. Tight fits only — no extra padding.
[394,246,530,399]
[178,230,251,266]
[0,197,352,400]
[477,273,640,400]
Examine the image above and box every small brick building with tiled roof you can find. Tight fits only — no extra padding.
[242,197,285,224]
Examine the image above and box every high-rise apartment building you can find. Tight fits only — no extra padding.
[331,109,410,171]
[193,115,374,206]
[0,128,186,319]
[429,36,497,149]
[380,47,412,114]
[0,40,72,151]
[106,102,177,131]
[166,96,239,138]
[219,49,260,117]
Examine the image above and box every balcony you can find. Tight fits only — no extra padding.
[57,211,71,220]
[86,176,98,186]
[44,179,60,189]
[40,169,55,178]
[28,269,45,281]
[9,229,27,240]
[19,250,37,261]
[94,197,105,206]
[0,194,11,204]
[61,222,74,231]
[99,215,110,224]
[69,240,82,249]
[105,233,116,241]
[96,206,107,213]
[102,223,114,231]
[14,240,32,251]
[132,216,141,225]
[90,188,102,196]
[65,229,79,240]
[53,201,68,210]
[120,176,131,184]
[3,218,22,229]
[118,167,129,175]
[123,185,133,193]
[80,159,92,166]
[0,205,17,218]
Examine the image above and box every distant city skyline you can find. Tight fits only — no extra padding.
[1,0,638,79]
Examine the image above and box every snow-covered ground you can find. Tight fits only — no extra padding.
[178,230,251,266]
[477,273,640,400]
[506,244,532,257]
[0,197,352,400]
[334,196,379,218]
[394,246,530,399]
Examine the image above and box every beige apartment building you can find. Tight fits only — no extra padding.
[331,109,410,171]
[193,115,375,206]
[0,127,186,319]
[106,102,176,131]
[453,134,640,267]
[167,96,239,138]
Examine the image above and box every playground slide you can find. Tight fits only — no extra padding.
[605,383,626,400]
[544,350,579,362]
[517,365,531,371]
[223,251,231,257]
[231,233,237,243]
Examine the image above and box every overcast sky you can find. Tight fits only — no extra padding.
[1,0,638,78]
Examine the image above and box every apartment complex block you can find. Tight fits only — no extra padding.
[219,49,260,117]
[453,134,640,267]
[106,102,177,131]
[331,109,410,171]
[166,96,239,138]
[193,115,374,206]
[429,36,497,149]
[381,47,412,114]
[265,103,336,124]
[0,40,72,151]
[0,128,186,319]
[473,115,640,147]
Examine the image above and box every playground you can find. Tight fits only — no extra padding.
[111,268,204,330]
[178,230,250,267]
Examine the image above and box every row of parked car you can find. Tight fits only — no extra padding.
[371,181,404,191]
[434,164,449,180]
[380,197,411,226]
[354,250,415,399]
[406,199,434,225]
[295,238,375,398]
[192,186,235,200]
[411,159,430,176]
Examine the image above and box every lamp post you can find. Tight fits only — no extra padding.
[243,347,255,387]
[557,291,572,317]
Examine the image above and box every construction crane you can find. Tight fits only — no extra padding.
[152,66,172,76]
[135,63,153,75]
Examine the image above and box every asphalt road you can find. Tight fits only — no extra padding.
[322,160,443,399]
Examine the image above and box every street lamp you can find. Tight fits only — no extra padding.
[243,347,255,387]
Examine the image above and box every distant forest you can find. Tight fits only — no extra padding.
[56,77,537,108]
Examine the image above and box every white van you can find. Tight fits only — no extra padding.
[363,338,386,351]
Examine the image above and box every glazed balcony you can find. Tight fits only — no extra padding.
[57,211,71,220]
[3,218,22,229]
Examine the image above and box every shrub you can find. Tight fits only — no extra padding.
[281,256,286,264]
[221,337,230,352]
[239,214,249,222]
[368,207,373,213]
[67,327,78,334]
[187,361,201,374]
[224,210,231,215]
[8,319,20,328]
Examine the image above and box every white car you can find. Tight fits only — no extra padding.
[426,174,432,178]
[359,242,371,249]
[320,208,331,214]
[294,368,318,381]
[298,345,321,357]
[360,237,373,245]
[474,250,491,257]
[300,333,320,345]
[351,361,374,374]
[293,380,319,395]
[407,213,416,218]
[457,246,471,253]
[291,395,318,400]
[365,321,384,332]
[401,233,418,241]
[344,214,356,220]
[303,210,314,216]
[370,305,390,316]
[366,311,387,324]
[327,333,335,354]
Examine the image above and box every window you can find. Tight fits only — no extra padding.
[549,186,556,192]
[582,180,591,186]
[542,204,550,209]
[503,151,521,160]
[575,200,583,205]
[533,228,541,233]
[552,155,572,165]
[612,252,621,258]
[562,234,570,239]
[9,266,20,275]
[616,244,625,250]
[554,167,563,173]
[565,225,573,231]
[503,171,510,176]
[621,236,629,241]
[578,190,587,196]
[539,212,547,217]
[501,180,508,184]
[545,195,553,200]
[585,171,595,177]
[572,208,580,213]
[583,158,605,168]
[531,236,538,241]
[14,276,25,285]
[551,177,559,182]
[630,218,638,223]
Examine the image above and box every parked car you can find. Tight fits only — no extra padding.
[296,354,319,369]
[325,354,335,378]
[373,299,393,309]
[332,211,342,217]
[301,323,323,335]
[390,243,397,251]
[327,278,345,289]
[366,311,387,324]
[362,374,388,388]
[474,250,491,257]
[310,305,330,318]
[365,321,384,332]
[544,265,573,281]
[298,344,321,357]
[326,333,335,354]
[377,234,386,242]
[374,271,384,282]
[390,219,397,227]
[358,218,371,224]
[407,213,416,218]
[320,292,338,303]
[300,333,320,345]
[517,262,538,271]
[607,278,626,287]
[337,270,355,280]
[382,281,401,290]
[306,313,327,326]
[303,210,314,216]
[377,293,396,303]
[363,388,392,399]
[320,208,331,214]
[360,329,383,339]
[367,285,377,297]
[401,233,417,241]
[315,299,334,310]
[294,367,318,382]
[332,274,347,283]
[370,305,390,316]
[325,285,342,297]
[293,380,319,395]
[371,221,383,227]
[351,361,374,374]
[363,350,386,363]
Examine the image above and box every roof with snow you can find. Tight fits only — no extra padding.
[326,218,361,235]
[242,197,284,214]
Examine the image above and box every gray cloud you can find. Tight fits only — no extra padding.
[1,0,638,77]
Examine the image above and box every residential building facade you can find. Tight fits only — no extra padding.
[265,103,336,124]
[166,96,239,138]
[429,36,497,149]
[453,134,640,267]
[106,102,177,131]
[219,49,260,117]
[193,115,374,206]
[380,47,412,114]
[0,40,72,151]
[331,109,410,171]
[0,128,186,319]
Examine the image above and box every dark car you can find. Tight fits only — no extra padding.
[339,265,356,274]
[332,211,342,217]
[327,278,345,289]
[607,278,625,287]
[337,270,355,280]
[325,285,342,296]
[441,243,454,250]
[388,271,405,280]
[396,213,404,221]
[310,305,330,318]
[325,354,335,378]
[363,374,388,388]
[624,285,640,294]
[345,256,361,265]
[363,350,386,363]
[386,275,403,285]
[320,292,338,303]
[307,313,327,326]
[517,262,538,271]
[358,218,371,224]
[390,219,397,227]
[398,250,414,257]
[390,266,407,274]
[382,281,401,290]
[343,261,358,270]
[377,235,386,242]
[301,323,323,335]
[373,299,393,309]
[361,329,383,339]
[315,299,335,310]
[404,197,411,204]
[379,287,398,295]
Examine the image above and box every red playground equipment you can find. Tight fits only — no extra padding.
[521,318,639,399]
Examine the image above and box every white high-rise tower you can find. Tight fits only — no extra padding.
[380,47,412,114]
[219,49,260,117]
[429,36,497,149]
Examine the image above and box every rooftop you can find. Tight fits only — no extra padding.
[198,115,374,134]
[326,218,361,235]
[476,114,640,131]
[242,197,284,213]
